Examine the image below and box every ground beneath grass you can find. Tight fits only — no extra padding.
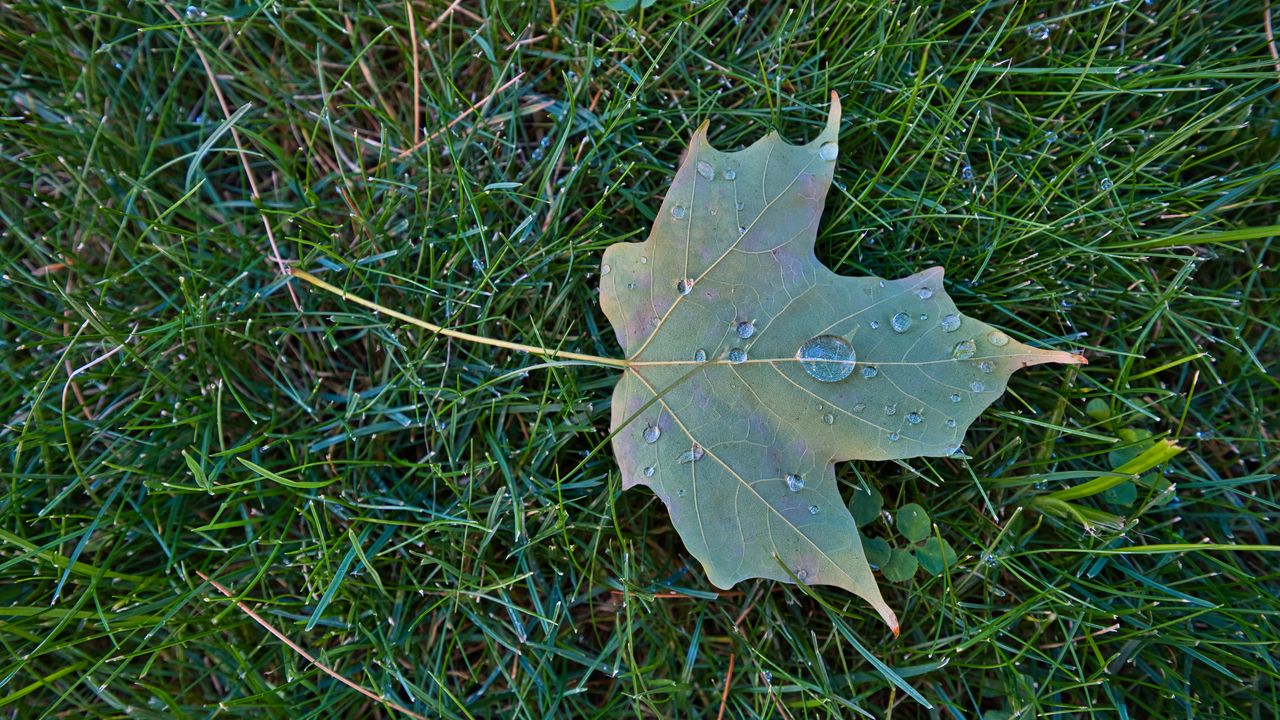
[2,0,1278,717]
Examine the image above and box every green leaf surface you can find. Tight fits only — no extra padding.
[896,503,932,543]
[599,94,1084,633]
[881,548,918,583]
[915,537,958,576]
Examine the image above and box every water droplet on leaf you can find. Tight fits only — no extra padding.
[987,330,1009,346]
[950,393,961,403]
[643,425,661,443]
[727,348,747,363]
[906,412,922,425]
[697,160,714,179]
[918,287,933,300]
[891,312,912,333]
[785,473,804,492]
[736,321,755,339]
[644,466,655,477]
[822,413,834,425]
[953,339,977,359]
[678,445,705,464]
[940,314,961,332]
[978,361,994,373]
[796,335,856,382]
[969,380,985,392]
[808,504,820,515]
[723,169,736,181]
[671,205,686,219]
[677,278,694,295]
[693,349,707,362]
[818,142,838,161]
[862,366,878,379]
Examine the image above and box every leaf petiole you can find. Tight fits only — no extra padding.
[289,269,630,369]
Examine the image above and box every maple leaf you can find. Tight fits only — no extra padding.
[598,93,1084,632]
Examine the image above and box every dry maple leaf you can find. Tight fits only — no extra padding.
[598,93,1084,632]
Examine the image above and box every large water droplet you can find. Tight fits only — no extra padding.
[693,349,707,362]
[969,380,986,392]
[940,314,961,333]
[643,466,655,477]
[987,330,1010,347]
[722,168,736,181]
[678,445,705,464]
[953,339,977,359]
[906,412,922,425]
[950,393,961,403]
[643,425,661,443]
[822,413,834,425]
[670,205,686,219]
[891,312,913,333]
[917,287,933,300]
[978,360,994,374]
[736,321,755,339]
[785,473,804,492]
[862,366,878,379]
[677,278,694,295]
[696,160,714,180]
[796,335,856,382]
[727,348,747,363]
[818,142,839,161]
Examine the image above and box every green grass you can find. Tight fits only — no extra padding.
[2,0,1278,717]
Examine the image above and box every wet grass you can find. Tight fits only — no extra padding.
[2,0,1278,717]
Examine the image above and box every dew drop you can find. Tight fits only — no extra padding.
[697,160,714,180]
[796,335,856,382]
[626,282,636,290]
[950,393,961,403]
[736,320,755,339]
[906,412,922,425]
[693,348,707,362]
[643,466,655,478]
[808,504,820,515]
[601,264,611,275]
[946,418,957,428]
[1099,177,1114,192]
[970,380,986,392]
[1027,22,1050,41]
[822,413,834,425]
[722,168,736,181]
[670,205,686,219]
[869,320,880,330]
[818,142,839,161]
[918,287,933,300]
[987,330,1010,347]
[796,569,809,581]
[738,225,748,235]
[884,403,897,416]
[727,348,747,363]
[891,312,913,333]
[678,444,705,464]
[639,256,648,264]
[978,360,994,373]
[677,278,694,295]
[643,425,661,443]
[862,366,878,379]
[785,473,805,492]
[940,314,961,333]
[888,432,901,442]
[918,313,928,321]
[953,339,977,359]
[676,488,686,497]
[852,402,866,413]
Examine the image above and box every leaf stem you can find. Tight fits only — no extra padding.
[290,269,630,369]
